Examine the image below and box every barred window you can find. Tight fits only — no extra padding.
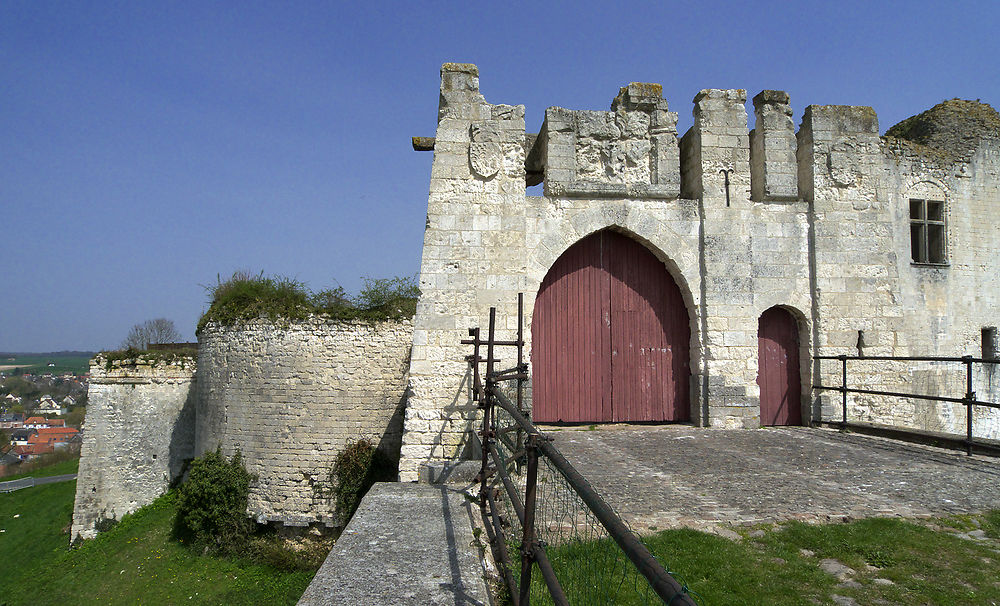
[910,198,946,264]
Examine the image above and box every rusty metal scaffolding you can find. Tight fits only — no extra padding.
[465,294,697,605]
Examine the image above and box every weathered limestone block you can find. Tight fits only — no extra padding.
[750,90,798,201]
[542,82,679,199]
[681,89,750,203]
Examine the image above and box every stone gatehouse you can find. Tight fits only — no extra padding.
[73,62,1000,535]
[397,62,1000,481]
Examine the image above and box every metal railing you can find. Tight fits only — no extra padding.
[814,354,1000,454]
[466,294,697,605]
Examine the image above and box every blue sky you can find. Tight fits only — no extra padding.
[2,1,998,352]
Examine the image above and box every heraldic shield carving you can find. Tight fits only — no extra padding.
[469,121,502,179]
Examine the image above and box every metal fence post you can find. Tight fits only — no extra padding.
[840,355,848,424]
[481,312,498,504]
[470,327,482,402]
[519,433,539,606]
[963,355,975,456]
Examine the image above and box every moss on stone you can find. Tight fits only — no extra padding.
[885,99,1000,159]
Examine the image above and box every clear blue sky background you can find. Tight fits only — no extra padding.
[2,1,998,352]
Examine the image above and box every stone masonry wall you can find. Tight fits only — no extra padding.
[71,355,196,541]
[402,66,816,480]
[400,64,528,482]
[401,63,1000,477]
[196,318,412,526]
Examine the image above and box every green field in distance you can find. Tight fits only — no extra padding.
[0,353,94,375]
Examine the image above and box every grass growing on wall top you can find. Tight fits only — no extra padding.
[196,271,419,333]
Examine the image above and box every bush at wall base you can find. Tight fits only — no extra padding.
[174,447,254,554]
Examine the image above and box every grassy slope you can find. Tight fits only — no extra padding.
[529,515,1000,605]
[0,480,76,586]
[0,485,314,605]
[1,457,79,481]
[4,458,998,605]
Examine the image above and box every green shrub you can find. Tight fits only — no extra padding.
[174,448,254,553]
[197,271,313,333]
[355,276,420,315]
[331,439,396,525]
[197,271,419,332]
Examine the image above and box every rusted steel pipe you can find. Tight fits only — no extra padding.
[487,435,567,604]
[518,434,539,606]
[483,488,520,605]
[841,355,848,424]
[816,354,996,363]
[489,442,525,524]
[488,388,693,604]
[535,439,697,605]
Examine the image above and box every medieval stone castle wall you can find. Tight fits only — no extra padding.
[398,63,1000,480]
[196,318,411,527]
[72,319,411,539]
[71,356,196,540]
[73,63,1000,531]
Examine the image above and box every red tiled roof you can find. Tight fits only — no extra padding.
[28,427,79,445]
[28,444,54,456]
[36,427,78,436]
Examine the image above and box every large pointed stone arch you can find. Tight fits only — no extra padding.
[531,229,692,423]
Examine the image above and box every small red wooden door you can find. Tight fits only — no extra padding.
[533,230,689,423]
[757,307,802,426]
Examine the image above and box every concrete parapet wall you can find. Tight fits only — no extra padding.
[196,317,412,526]
[71,355,196,541]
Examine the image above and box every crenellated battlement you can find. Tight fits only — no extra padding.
[424,64,997,208]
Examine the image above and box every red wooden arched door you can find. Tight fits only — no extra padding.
[532,230,690,423]
[757,306,802,426]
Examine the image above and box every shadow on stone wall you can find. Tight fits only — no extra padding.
[375,391,409,478]
[168,384,198,485]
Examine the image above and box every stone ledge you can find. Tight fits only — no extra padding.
[547,181,679,199]
[297,482,488,605]
[418,460,481,484]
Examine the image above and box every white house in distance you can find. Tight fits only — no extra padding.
[36,395,65,416]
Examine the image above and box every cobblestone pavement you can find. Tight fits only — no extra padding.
[544,425,1000,532]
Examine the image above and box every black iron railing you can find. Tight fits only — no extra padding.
[466,294,697,605]
[814,354,1000,455]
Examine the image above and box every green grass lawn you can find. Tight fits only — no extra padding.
[0,480,76,587]
[0,483,316,604]
[0,353,92,375]
[1,456,79,481]
[521,513,1000,605]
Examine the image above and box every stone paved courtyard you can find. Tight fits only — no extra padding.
[545,424,1000,532]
